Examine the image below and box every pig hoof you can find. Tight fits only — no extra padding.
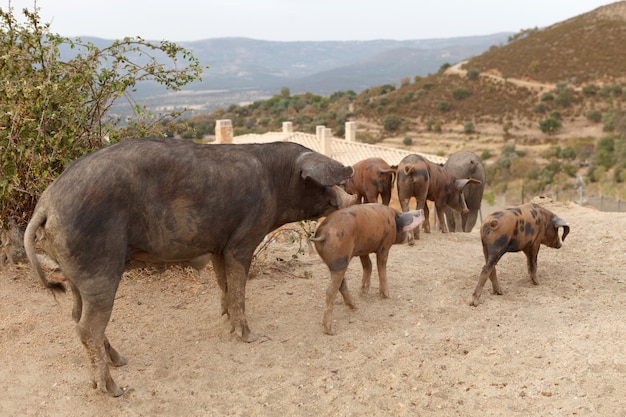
[241,332,258,343]
[470,298,480,307]
[235,326,258,343]
[111,356,127,367]
[323,326,335,336]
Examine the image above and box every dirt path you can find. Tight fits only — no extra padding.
[1,200,625,416]
[445,61,574,93]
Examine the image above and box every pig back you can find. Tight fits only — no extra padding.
[313,204,398,259]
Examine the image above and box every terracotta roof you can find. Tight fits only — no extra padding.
[233,132,447,166]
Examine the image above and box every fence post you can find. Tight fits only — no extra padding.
[316,125,325,143]
[215,119,233,144]
[282,121,293,134]
[345,121,357,141]
[321,128,333,156]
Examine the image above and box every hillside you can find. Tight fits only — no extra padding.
[187,1,626,201]
[467,2,626,85]
[119,34,510,115]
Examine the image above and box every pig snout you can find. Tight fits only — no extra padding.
[334,185,358,208]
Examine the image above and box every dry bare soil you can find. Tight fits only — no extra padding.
[1,200,625,416]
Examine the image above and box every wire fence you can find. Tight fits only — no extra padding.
[482,188,626,217]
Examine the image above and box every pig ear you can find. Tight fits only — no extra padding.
[298,152,354,186]
[397,210,424,231]
[455,178,482,190]
[553,216,570,241]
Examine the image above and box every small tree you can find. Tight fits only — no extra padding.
[437,101,451,112]
[0,6,204,232]
[539,117,562,134]
[383,114,402,132]
[452,88,471,100]
[466,68,480,80]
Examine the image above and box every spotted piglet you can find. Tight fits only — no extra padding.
[310,203,424,335]
[471,203,570,306]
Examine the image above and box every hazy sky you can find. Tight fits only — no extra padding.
[3,0,618,42]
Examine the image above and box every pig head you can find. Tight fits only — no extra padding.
[470,203,570,306]
[343,157,396,205]
[396,153,480,240]
[23,137,355,396]
[310,203,424,335]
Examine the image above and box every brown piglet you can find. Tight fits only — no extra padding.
[471,203,570,306]
[310,203,424,335]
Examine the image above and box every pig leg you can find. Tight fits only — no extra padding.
[471,265,491,306]
[323,270,355,335]
[381,188,392,206]
[338,278,356,309]
[68,281,126,368]
[75,287,123,396]
[359,255,373,295]
[489,266,503,295]
[421,201,431,234]
[224,251,257,342]
[211,254,229,317]
[435,204,449,233]
[375,250,390,298]
[471,255,504,306]
[524,247,540,285]
[365,190,379,204]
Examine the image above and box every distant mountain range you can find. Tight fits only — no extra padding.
[77,33,511,116]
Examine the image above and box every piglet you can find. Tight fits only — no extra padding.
[471,203,570,306]
[310,203,424,335]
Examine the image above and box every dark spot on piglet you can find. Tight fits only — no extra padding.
[328,256,349,272]
[491,234,509,251]
[524,222,533,235]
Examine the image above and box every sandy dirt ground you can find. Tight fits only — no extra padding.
[1,199,625,417]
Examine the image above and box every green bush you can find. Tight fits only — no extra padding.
[403,136,413,146]
[593,135,616,169]
[0,6,202,229]
[554,85,574,107]
[383,114,403,132]
[452,88,471,100]
[467,68,480,80]
[437,101,451,112]
[586,110,602,123]
[463,121,475,134]
[539,118,562,134]
[582,84,599,96]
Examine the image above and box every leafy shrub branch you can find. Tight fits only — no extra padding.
[0,6,204,229]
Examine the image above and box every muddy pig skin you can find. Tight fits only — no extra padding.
[470,203,570,306]
[310,203,424,335]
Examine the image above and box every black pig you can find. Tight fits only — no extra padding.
[24,138,355,396]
